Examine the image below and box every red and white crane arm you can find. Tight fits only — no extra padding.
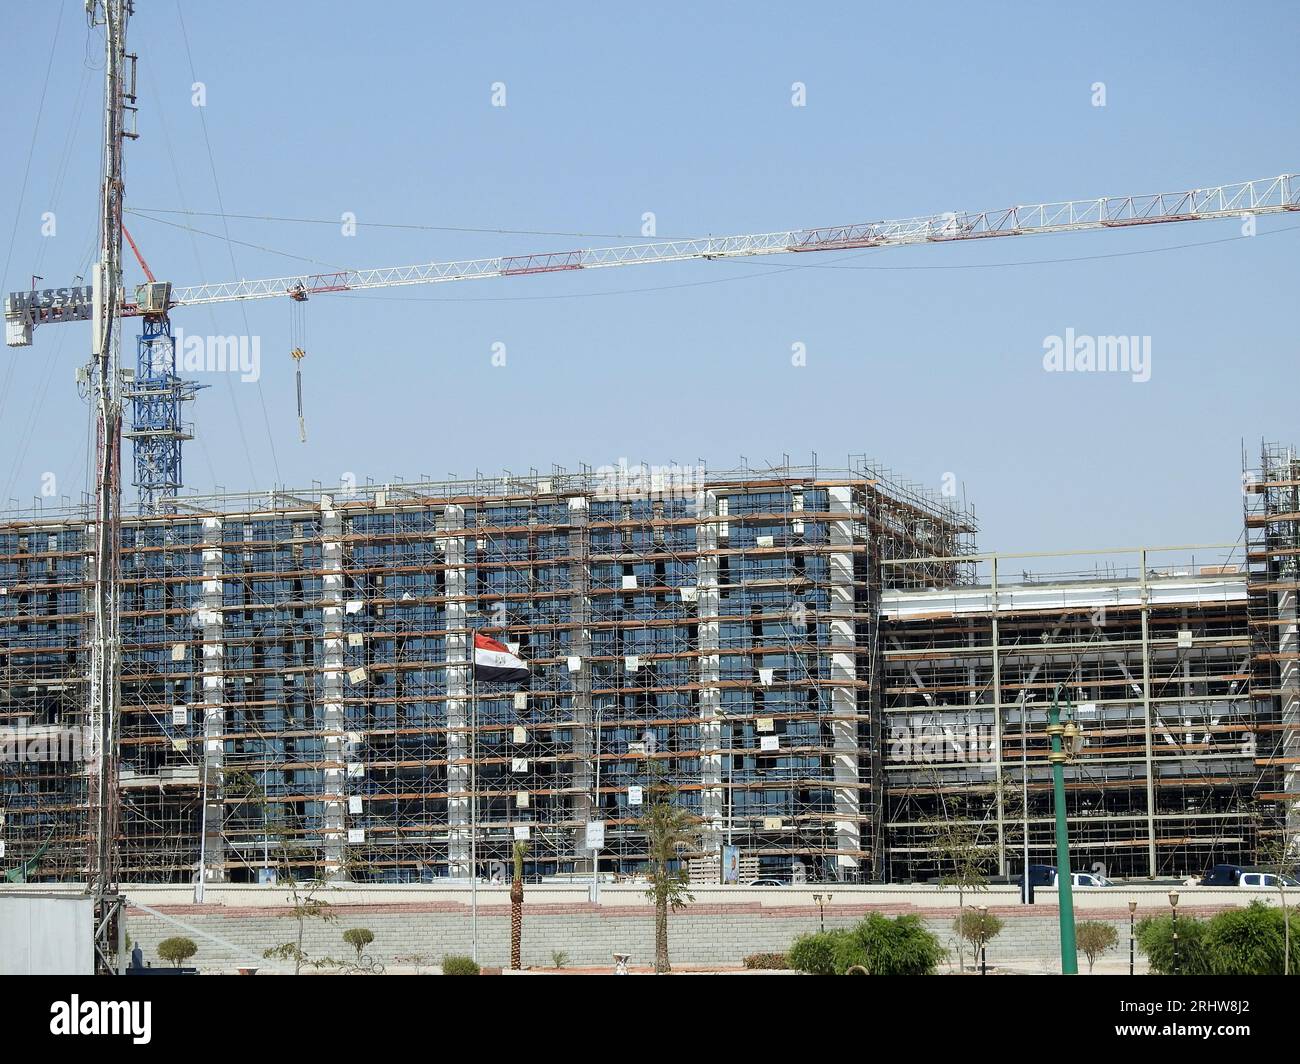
[6,172,1296,345]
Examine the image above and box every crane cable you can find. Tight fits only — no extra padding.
[289,290,307,443]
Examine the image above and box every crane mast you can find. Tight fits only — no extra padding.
[86,0,133,973]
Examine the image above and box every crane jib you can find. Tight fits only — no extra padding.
[5,173,1297,344]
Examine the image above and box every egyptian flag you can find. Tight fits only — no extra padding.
[473,633,529,685]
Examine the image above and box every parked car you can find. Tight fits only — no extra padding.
[1198,864,1247,886]
[747,878,786,887]
[1013,866,1112,889]
[1238,871,1300,889]
[1013,865,1058,889]
[1072,871,1114,887]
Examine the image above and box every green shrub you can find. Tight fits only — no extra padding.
[342,927,375,959]
[788,916,944,975]
[1136,913,1212,975]
[157,936,198,967]
[742,952,789,970]
[852,913,945,975]
[441,954,480,976]
[551,950,570,969]
[787,931,850,974]
[1204,902,1300,975]
[830,930,870,973]
[1075,921,1119,973]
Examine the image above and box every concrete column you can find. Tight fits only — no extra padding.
[827,485,860,877]
[199,516,226,883]
[320,503,347,879]
[567,495,595,862]
[696,490,723,853]
[439,504,469,877]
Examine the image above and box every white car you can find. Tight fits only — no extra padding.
[1071,872,1114,887]
[1238,872,1300,888]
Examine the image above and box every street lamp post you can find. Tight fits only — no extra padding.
[1047,691,1080,975]
[1169,890,1180,975]
[1128,899,1138,975]
[978,904,989,975]
[811,892,833,932]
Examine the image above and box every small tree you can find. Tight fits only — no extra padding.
[641,771,699,974]
[342,927,375,962]
[258,821,341,974]
[1075,921,1118,973]
[157,936,197,968]
[925,805,995,971]
[953,908,1003,970]
[262,874,338,974]
[1254,803,1299,975]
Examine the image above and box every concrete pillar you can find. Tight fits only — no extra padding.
[567,495,596,862]
[827,485,860,877]
[320,503,347,879]
[199,516,226,883]
[696,490,723,853]
[439,504,469,877]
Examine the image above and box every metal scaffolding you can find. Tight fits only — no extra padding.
[1245,442,1300,858]
[0,461,973,885]
[5,446,1294,886]
[881,545,1267,882]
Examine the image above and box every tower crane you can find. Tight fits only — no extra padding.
[6,171,1296,512]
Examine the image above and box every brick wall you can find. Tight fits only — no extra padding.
[124,901,1179,973]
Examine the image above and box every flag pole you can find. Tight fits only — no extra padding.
[470,653,479,965]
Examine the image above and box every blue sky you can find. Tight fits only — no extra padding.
[1,0,1296,555]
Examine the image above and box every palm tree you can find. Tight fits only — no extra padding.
[642,773,698,973]
[510,840,528,970]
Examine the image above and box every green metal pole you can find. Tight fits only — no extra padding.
[1048,697,1079,975]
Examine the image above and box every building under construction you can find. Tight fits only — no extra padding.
[1,445,1295,884]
